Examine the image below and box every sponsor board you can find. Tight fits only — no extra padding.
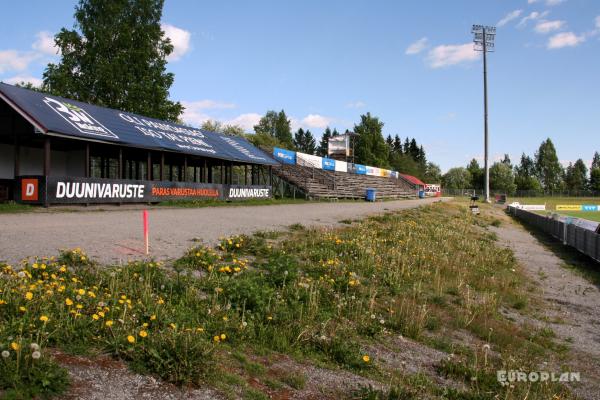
[521,204,546,211]
[582,204,599,212]
[273,147,296,164]
[556,205,583,211]
[18,176,271,204]
[322,158,336,171]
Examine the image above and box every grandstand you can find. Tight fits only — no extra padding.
[273,163,419,200]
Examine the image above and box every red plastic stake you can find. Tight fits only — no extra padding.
[143,210,149,255]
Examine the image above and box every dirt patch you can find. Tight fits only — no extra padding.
[489,207,600,400]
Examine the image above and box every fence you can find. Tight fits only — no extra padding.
[442,188,600,198]
[507,206,600,263]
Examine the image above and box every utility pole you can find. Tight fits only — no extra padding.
[472,24,495,203]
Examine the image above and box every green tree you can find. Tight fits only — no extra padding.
[514,153,541,193]
[501,154,512,168]
[423,162,442,183]
[253,110,293,149]
[564,159,588,191]
[43,0,182,121]
[590,168,600,192]
[466,159,484,189]
[353,113,389,167]
[317,127,332,157]
[442,167,472,189]
[393,135,403,154]
[490,162,516,195]
[534,138,563,190]
[591,151,600,171]
[293,128,316,154]
[200,120,245,136]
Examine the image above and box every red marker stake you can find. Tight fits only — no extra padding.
[143,210,149,255]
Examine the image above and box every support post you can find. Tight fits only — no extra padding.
[269,166,273,187]
[43,137,51,208]
[483,26,490,203]
[244,165,248,185]
[160,153,165,181]
[183,156,187,182]
[14,135,20,177]
[118,147,123,179]
[221,162,225,184]
[147,151,152,181]
[85,143,90,178]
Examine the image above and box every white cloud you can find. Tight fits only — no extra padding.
[596,15,600,29]
[345,101,366,109]
[528,0,538,3]
[405,37,428,55]
[224,113,262,131]
[161,23,191,61]
[518,11,549,27]
[0,50,40,74]
[32,31,59,55]
[545,0,565,5]
[498,10,523,27]
[534,20,565,33]
[1,75,43,86]
[301,114,334,129]
[547,31,585,48]
[181,99,238,127]
[426,43,478,69]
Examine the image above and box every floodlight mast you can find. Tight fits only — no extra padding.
[472,25,495,203]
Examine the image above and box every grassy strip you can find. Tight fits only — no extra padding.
[0,203,574,399]
[0,202,34,214]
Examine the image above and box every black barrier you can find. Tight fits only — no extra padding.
[16,176,271,204]
[508,206,600,263]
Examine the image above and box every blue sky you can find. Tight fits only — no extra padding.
[1,0,598,172]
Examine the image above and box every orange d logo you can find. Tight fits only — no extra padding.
[22,179,39,201]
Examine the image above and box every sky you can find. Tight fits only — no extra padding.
[0,0,599,172]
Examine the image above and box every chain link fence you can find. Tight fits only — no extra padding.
[507,206,600,263]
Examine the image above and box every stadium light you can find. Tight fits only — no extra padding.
[472,24,495,203]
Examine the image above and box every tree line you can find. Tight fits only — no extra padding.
[442,138,600,194]
[207,109,441,182]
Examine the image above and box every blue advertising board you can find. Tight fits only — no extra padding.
[582,204,599,212]
[0,83,277,165]
[273,147,296,164]
[354,164,367,175]
[322,158,336,171]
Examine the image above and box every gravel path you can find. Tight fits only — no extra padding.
[0,198,445,265]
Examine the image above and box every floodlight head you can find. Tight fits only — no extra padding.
[472,24,496,52]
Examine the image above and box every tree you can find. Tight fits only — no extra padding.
[293,128,316,154]
[564,159,588,191]
[591,151,600,171]
[466,159,484,189]
[408,139,420,161]
[386,135,394,151]
[442,168,471,189]
[403,138,410,154]
[590,168,600,192]
[490,162,516,195]
[501,154,512,168]
[317,127,332,157]
[43,0,182,121]
[253,110,293,149]
[534,138,563,190]
[353,113,389,167]
[393,135,403,154]
[423,163,442,183]
[514,153,541,192]
[201,120,245,136]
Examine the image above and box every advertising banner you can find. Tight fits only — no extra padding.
[327,135,348,156]
[557,205,582,211]
[366,166,381,176]
[322,158,336,171]
[334,160,348,173]
[18,176,271,204]
[296,152,322,169]
[273,147,296,164]
[582,204,599,212]
[353,164,367,175]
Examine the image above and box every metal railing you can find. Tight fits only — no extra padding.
[507,206,600,263]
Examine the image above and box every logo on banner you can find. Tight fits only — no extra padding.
[228,187,270,199]
[21,178,39,201]
[44,97,118,139]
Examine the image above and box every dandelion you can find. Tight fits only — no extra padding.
[65,298,74,306]
[19,306,26,312]
[213,335,220,343]
[10,342,19,351]
[39,315,49,322]
[1,351,9,358]
[362,355,370,363]
[32,351,41,359]
[150,315,156,321]
[127,335,135,344]
[220,333,226,340]
[25,291,33,300]
[92,314,99,320]
[77,289,85,295]
[139,330,148,338]
[105,320,114,327]
[30,343,40,351]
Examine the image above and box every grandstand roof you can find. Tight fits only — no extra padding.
[0,83,277,165]
[399,174,425,186]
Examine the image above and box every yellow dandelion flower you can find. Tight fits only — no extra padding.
[150,315,156,321]
[139,330,148,338]
[98,311,105,318]
[76,304,83,309]
[169,323,176,329]
[19,306,26,312]
[92,314,99,320]
[362,355,370,363]
[77,289,85,296]
[65,298,73,306]
[213,335,220,342]
[10,342,20,351]
[220,333,226,340]
[127,335,135,343]
[105,320,114,327]
[40,315,49,322]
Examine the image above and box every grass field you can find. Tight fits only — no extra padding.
[510,196,600,222]
[0,203,575,399]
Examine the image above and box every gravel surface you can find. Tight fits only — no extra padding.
[0,198,446,265]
